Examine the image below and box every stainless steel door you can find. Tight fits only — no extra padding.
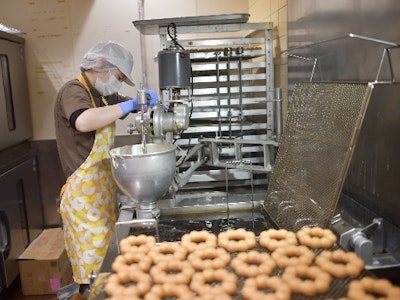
[0,167,26,289]
[0,155,43,289]
[0,32,32,151]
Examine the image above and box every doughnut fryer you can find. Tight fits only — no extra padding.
[102,14,400,299]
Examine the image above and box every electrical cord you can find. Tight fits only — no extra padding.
[167,23,185,50]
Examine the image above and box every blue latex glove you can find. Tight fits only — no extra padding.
[118,89,158,115]
[118,98,140,115]
[144,88,158,107]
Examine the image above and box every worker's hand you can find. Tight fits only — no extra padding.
[118,98,140,115]
[118,89,158,115]
[144,88,158,107]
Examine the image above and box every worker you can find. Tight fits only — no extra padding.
[54,40,157,297]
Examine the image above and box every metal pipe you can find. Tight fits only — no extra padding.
[224,47,232,138]
[281,52,318,82]
[138,83,148,153]
[214,51,222,138]
[137,0,147,86]
[225,159,254,228]
[374,46,400,83]
[348,33,399,47]
[274,87,282,143]
[236,47,244,137]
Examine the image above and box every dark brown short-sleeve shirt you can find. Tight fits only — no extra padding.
[54,75,129,178]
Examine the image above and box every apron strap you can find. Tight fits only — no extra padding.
[77,75,97,108]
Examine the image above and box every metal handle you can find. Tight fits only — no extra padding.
[0,211,11,259]
[282,33,400,83]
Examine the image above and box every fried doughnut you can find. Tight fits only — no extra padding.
[282,264,331,296]
[259,228,298,251]
[271,245,315,268]
[144,283,194,300]
[148,241,187,263]
[231,250,276,277]
[111,252,152,273]
[119,234,156,254]
[105,267,152,298]
[150,259,194,285]
[187,247,231,270]
[347,276,400,300]
[241,275,291,300]
[297,226,337,249]
[218,228,256,252]
[190,268,237,296]
[192,293,233,300]
[181,230,217,253]
[316,249,364,278]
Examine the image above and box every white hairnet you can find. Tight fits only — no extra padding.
[80,41,135,86]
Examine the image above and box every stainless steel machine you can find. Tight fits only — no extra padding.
[109,23,193,220]
[88,13,400,299]
[263,81,400,277]
[108,12,400,284]
[109,14,278,223]
[283,0,400,281]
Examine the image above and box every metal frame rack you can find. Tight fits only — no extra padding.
[134,15,278,197]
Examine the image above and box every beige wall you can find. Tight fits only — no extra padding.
[0,0,289,140]
[1,0,145,139]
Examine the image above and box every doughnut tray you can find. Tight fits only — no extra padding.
[90,246,371,300]
[89,218,374,300]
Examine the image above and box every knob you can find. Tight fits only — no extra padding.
[351,232,373,265]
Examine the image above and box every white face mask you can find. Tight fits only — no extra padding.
[95,74,122,96]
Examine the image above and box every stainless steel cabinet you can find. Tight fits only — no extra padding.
[0,32,33,151]
[0,155,43,291]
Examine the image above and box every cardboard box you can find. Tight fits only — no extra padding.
[18,228,73,295]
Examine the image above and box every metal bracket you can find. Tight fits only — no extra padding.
[282,32,400,83]
[201,137,278,173]
[115,218,160,254]
[339,218,383,265]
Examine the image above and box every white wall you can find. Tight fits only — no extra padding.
[0,0,248,139]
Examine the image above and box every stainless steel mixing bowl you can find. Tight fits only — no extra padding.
[109,143,176,206]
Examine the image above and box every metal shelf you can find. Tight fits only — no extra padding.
[137,15,277,195]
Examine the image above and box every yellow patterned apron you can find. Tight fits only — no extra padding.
[59,75,118,283]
